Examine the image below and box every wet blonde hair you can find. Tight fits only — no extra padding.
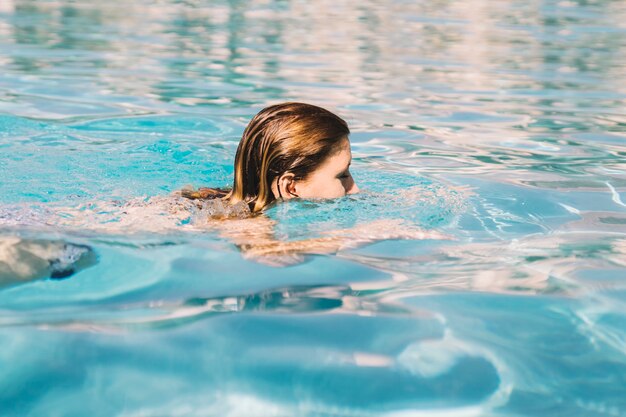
[225,102,350,212]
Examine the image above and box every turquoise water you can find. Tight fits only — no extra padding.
[1,0,626,415]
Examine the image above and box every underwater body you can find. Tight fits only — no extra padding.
[1,0,626,416]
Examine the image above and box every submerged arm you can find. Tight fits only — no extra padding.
[209,216,450,266]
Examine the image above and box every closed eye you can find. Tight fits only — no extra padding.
[338,163,352,179]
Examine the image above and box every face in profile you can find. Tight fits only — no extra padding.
[275,136,359,200]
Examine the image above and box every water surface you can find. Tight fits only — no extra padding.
[1,1,626,416]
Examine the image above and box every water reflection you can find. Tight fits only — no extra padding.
[2,0,625,119]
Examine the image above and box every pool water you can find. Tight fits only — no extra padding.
[1,1,626,416]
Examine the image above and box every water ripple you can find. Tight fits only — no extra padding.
[1,0,626,415]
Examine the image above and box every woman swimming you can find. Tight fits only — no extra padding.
[177,102,445,264]
[0,102,447,284]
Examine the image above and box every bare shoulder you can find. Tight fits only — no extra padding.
[179,186,229,200]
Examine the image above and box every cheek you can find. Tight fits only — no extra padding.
[300,178,345,199]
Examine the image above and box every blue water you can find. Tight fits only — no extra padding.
[1,1,626,416]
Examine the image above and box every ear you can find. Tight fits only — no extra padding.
[277,173,298,199]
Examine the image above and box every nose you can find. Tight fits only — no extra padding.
[346,180,359,195]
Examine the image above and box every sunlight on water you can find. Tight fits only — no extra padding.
[1,0,626,416]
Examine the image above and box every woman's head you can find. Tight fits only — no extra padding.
[229,102,359,212]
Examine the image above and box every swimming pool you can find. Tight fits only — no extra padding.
[1,0,626,415]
